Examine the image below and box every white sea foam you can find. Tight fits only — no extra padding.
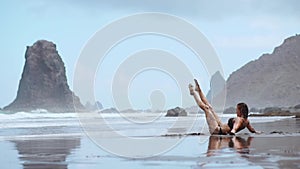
[0,111,77,120]
[0,111,294,132]
[248,116,295,123]
[0,121,79,129]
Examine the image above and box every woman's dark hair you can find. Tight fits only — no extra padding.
[237,102,249,119]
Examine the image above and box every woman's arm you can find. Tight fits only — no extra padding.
[246,122,256,133]
[230,118,243,135]
[247,122,263,134]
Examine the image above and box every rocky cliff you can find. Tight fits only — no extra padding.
[225,35,300,108]
[4,40,84,112]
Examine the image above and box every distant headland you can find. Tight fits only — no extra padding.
[208,34,300,110]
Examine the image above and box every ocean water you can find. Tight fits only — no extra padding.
[0,111,293,140]
[0,110,298,168]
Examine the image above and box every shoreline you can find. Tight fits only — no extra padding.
[0,113,299,168]
[249,112,300,118]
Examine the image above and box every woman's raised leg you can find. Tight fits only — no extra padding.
[189,84,219,134]
[193,79,223,126]
[194,79,211,108]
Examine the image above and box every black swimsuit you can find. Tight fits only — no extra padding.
[218,126,224,135]
[216,118,235,135]
[227,118,235,130]
[227,117,247,133]
[214,118,236,135]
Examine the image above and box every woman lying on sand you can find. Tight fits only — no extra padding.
[189,79,261,135]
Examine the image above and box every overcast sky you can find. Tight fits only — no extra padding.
[1,0,299,109]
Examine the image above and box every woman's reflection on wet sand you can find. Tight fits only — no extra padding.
[207,135,253,156]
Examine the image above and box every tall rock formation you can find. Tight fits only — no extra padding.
[4,40,84,112]
[225,35,300,108]
[206,71,226,110]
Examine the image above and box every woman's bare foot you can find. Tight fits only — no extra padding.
[189,84,195,95]
[194,79,201,92]
[194,79,213,109]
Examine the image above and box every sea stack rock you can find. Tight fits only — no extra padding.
[166,107,187,117]
[4,40,84,112]
[206,71,226,110]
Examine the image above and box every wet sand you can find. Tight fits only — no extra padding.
[0,118,299,169]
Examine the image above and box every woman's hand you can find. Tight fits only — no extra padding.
[229,129,236,135]
[255,130,263,134]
